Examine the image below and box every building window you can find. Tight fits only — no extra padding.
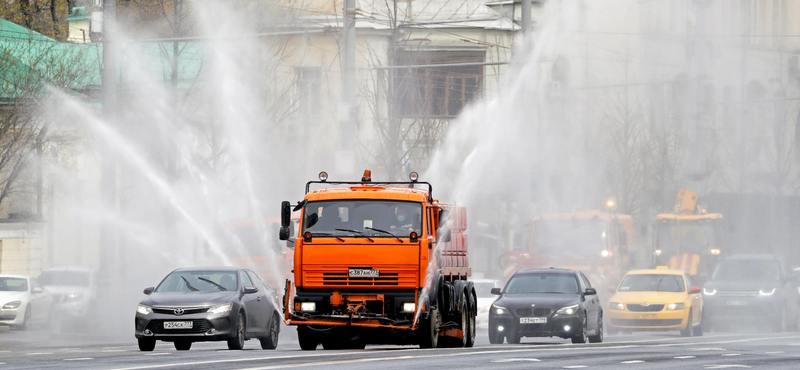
[395,53,483,118]
[295,67,321,119]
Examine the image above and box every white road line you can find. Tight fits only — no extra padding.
[674,355,696,359]
[102,350,128,353]
[145,353,171,356]
[721,353,740,356]
[621,360,645,364]
[765,351,783,354]
[64,358,94,361]
[690,348,726,351]
[704,365,750,369]
[563,366,588,369]
[27,352,54,355]
[491,358,541,362]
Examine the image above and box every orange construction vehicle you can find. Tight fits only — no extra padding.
[502,210,634,289]
[278,170,476,350]
[652,189,723,284]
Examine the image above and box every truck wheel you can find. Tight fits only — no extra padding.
[418,309,439,349]
[297,326,320,351]
[465,292,476,348]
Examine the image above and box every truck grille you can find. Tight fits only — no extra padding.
[611,319,682,327]
[626,304,665,312]
[146,319,212,334]
[304,266,417,288]
[717,291,757,297]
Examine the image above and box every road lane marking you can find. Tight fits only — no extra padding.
[106,334,800,370]
[674,356,695,359]
[690,348,726,351]
[492,358,541,362]
[621,360,645,363]
[704,366,750,369]
[27,352,54,355]
[145,353,170,356]
[64,358,94,361]
[765,351,783,354]
[102,350,127,353]
[563,366,587,369]
[721,353,740,356]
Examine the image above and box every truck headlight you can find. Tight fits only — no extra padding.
[3,301,21,310]
[759,288,776,296]
[556,304,579,316]
[300,302,316,312]
[208,303,233,314]
[402,302,416,313]
[136,305,152,315]
[666,303,685,310]
[492,304,508,315]
[703,288,717,296]
[609,302,625,311]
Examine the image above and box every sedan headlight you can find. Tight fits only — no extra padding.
[666,303,685,311]
[703,288,717,296]
[609,302,625,311]
[759,288,776,296]
[64,293,83,302]
[492,304,508,315]
[2,301,21,310]
[556,304,579,316]
[207,303,233,314]
[136,305,152,315]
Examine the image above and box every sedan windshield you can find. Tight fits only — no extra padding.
[156,271,238,293]
[304,200,422,237]
[38,271,90,287]
[619,274,685,292]
[713,260,779,282]
[0,278,28,292]
[505,273,579,294]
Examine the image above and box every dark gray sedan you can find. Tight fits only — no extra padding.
[135,267,281,351]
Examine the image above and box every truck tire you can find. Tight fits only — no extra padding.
[465,291,476,348]
[298,326,319,351]
[418,309,439,349]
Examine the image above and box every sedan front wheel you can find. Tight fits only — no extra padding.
[228,312,246,350]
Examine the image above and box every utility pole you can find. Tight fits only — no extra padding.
[99,0,117,285]
[521,0,531,33]
[337,0,357,175]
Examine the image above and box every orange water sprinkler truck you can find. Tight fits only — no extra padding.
[278,170,476,350]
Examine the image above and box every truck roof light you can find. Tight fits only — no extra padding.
[409,172,419,182]
[318,171,328,182]
[361,170,372,182]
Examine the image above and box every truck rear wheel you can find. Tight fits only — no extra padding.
[297,326,320,351]
[418,309,439,349]
[465,292,476,348]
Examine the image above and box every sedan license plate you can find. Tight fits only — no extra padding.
[726,300,748,306]
[163,321,193,329]
[632,314,656,320]
[520,317,547,324]
[349,269,379,278]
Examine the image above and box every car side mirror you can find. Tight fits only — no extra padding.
[584,288,597,296]
[143,287,154,295]
[690,286,701,294]
[243,286,259,294]
[281,201,291,228]
[279,226,290,241]
[607,286,616,294]
[32,287,43,294]
[490,287,502,295]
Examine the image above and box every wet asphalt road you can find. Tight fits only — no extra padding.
[0,328,798,369]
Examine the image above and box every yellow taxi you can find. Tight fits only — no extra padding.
[607,268,703,336]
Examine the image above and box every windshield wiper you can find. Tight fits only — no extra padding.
[198,277,227,291]
[309,232,345,242]
[365,227,402,242]
[181,276,199,292]
[335,228,374,242]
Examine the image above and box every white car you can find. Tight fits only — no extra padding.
[38,267,97,328]
[0,275,53,329]
[474,279,502,329]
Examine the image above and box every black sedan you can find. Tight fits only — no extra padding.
[488,268,603,344]
[135,267,281,351]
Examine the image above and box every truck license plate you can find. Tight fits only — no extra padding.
[163,321,193,329]
[349,269,379,277]
[520,317,547,324]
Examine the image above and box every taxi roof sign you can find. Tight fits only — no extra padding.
[656,266,669,270]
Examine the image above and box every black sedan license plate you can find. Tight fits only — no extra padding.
[520,317,547,324]
[349,269,379,277]
[164,321,193,329]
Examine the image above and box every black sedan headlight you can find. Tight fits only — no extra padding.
[555,304,579,316]
[492,304,509,315]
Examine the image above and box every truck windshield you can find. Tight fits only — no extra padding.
[655,220,717,257]
[532,220,607,257]
[304,200,422,238]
